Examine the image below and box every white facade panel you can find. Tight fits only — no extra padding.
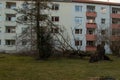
[0,0,119,53]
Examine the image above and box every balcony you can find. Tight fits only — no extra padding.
[86,23,97,28]
[111,35,120,41]
[86,46,96,51]
[111,24,120,29]
[4,33,16,40]
[111,13,120,18]
[5,21,16,26]
[86,34,96,41]
[5,8,17,14]
[86,12,97,17]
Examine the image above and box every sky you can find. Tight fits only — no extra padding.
[93,0,120,3]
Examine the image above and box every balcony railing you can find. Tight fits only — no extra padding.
[86,34,96,40]
[86,12,97,17]
[5,8,17,14]
[111,13,120,18]
[5,21,16,26]
[111,35,120,41]
[111,24,120,29]
[86,23,97,28]
[86,46,96,51]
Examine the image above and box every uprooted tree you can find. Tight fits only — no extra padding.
[89,24,113,62]
[16,0,111,60]
[97,24,120,56]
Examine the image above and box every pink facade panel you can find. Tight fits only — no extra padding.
[86,34,96,40]
[111,24,120,29]
[111,36,120,41]
[111,14,120,18]
[86,23,97,28]
[86,46,96,51]
[86,12,97,17]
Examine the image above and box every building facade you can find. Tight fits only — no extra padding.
[0,0,119,53]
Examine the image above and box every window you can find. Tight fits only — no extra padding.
[75,29,82,34]
[6,2,16,9]
[22,40,27,45]
[101,30,106,35]
[101,7,106,13]
[87,17,95,23]
[75,17,82,24]
[87,29,95,34]
[52,16,59,22]
[6,14,16,21]
[0,3,3,8]
[112,10,117,14]
[87,41,95,46]
[51,27,59,33]
[75,40,82,46]
[6,26,16,33]
[75,5,82,12]
[5,40,15,46]
[22,27,28,33]
[112,18,120,24]
[112,8,120,14]
[87,5,95,12]
[52,4,59,10]
[101,18,105,24]
[39,15,47,21]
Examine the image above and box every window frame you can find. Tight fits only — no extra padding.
[5,26,16,33]
[75,29,82,34]
[75,5,82,12]
[75,40,82,46]
[75,17,82,24]
[101,7,106,13]
[101,18,106,24]
[52,16,59,22]
[86,41,95,46]
[51,27,59,33]
[52,4,59,10]
[5,40,15,46]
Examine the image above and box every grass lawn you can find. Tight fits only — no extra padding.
[0,54,120,80]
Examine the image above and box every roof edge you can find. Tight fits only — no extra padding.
[72,0,120,6]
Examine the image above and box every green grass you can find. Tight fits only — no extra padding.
[0,54,120,80]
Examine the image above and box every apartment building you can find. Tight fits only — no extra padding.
[51,0,120,53]
[0,0,119,53]
[0,0,27,53]
[111,6,120,41]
